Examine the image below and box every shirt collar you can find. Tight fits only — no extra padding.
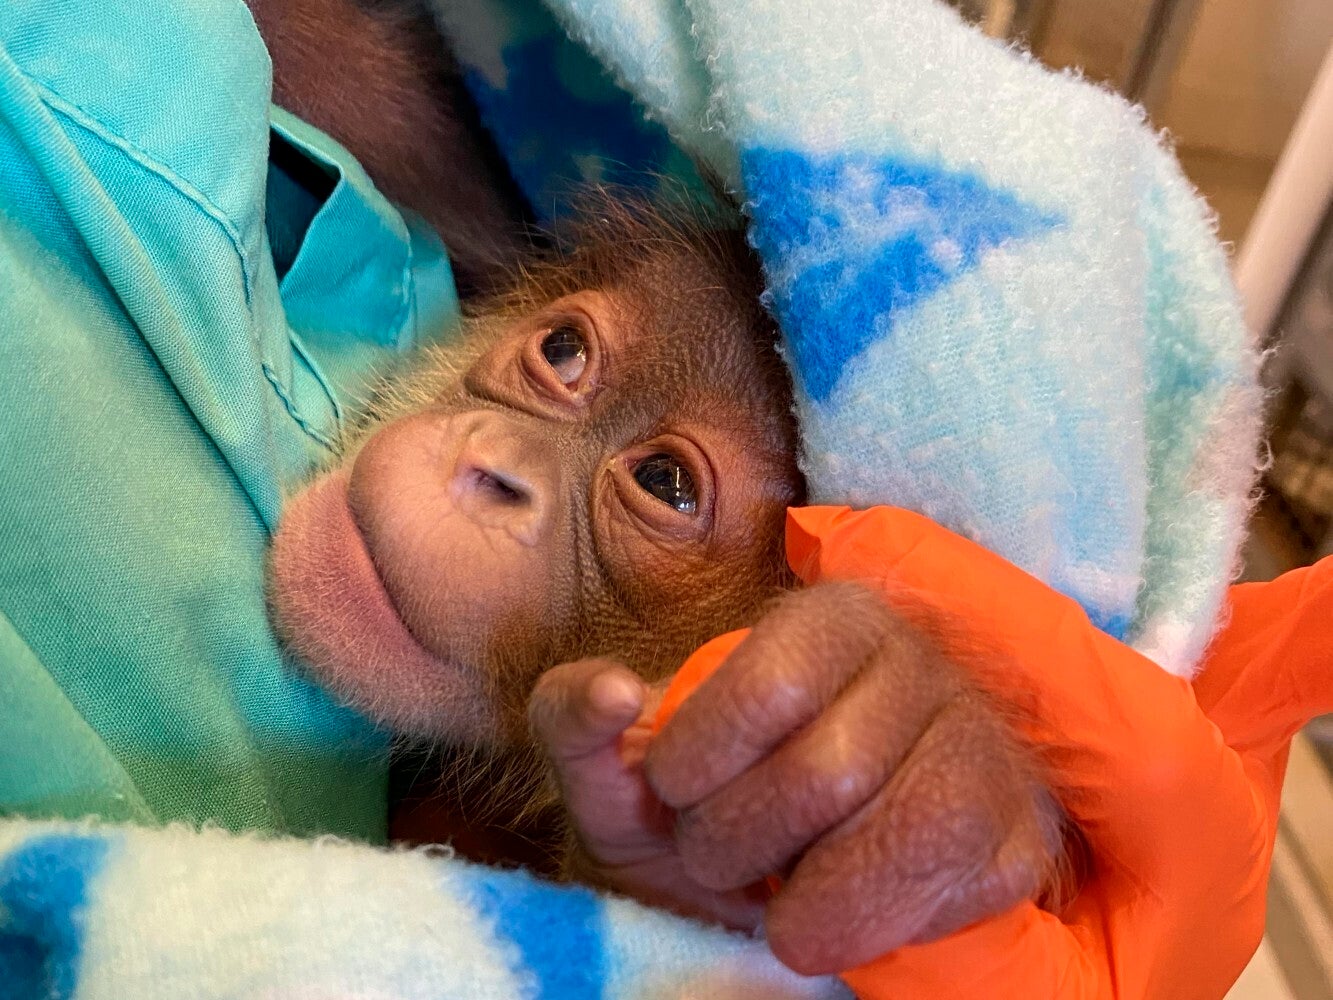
[267,107,420,350]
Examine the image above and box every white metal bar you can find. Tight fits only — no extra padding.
[1235,43,1333,343]
[982,0,1018,39]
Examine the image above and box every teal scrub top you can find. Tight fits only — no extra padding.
[0,0,461,839]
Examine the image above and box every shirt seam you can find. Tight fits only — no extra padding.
[28,79,259,310]
[261,363,339,452]
[398,227,417,348]
[27,75,350,453]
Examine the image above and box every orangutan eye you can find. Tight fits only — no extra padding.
[633,453,697,514]
[540,324,588,385]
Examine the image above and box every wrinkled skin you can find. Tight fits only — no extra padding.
[531,583,1063,974]
[255,0,1067,975]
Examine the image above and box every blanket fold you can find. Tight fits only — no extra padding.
[436,0,1262,675]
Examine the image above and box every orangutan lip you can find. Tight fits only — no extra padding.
[324,469,450,672]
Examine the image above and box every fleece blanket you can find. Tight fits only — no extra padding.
[0,819,846,999]
[431,0,1262,676]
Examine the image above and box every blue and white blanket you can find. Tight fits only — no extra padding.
[0,820,846,998]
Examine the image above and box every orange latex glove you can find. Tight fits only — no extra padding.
[654,506,1333,1000]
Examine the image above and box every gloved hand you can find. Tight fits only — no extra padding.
[659,506,1331,1000]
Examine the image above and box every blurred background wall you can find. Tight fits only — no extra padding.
[955,0,1333,243]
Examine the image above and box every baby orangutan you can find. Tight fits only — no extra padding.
[267,199,1064,975]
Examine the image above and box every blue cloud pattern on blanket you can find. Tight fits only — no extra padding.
[742,148,1061,402]
[0,833,108,1000]
[468,865,606,998]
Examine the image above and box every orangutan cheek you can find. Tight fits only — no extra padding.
[266,467,488,740]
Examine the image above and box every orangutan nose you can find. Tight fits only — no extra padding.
[467,466,530,506]
[448,414,558,545]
